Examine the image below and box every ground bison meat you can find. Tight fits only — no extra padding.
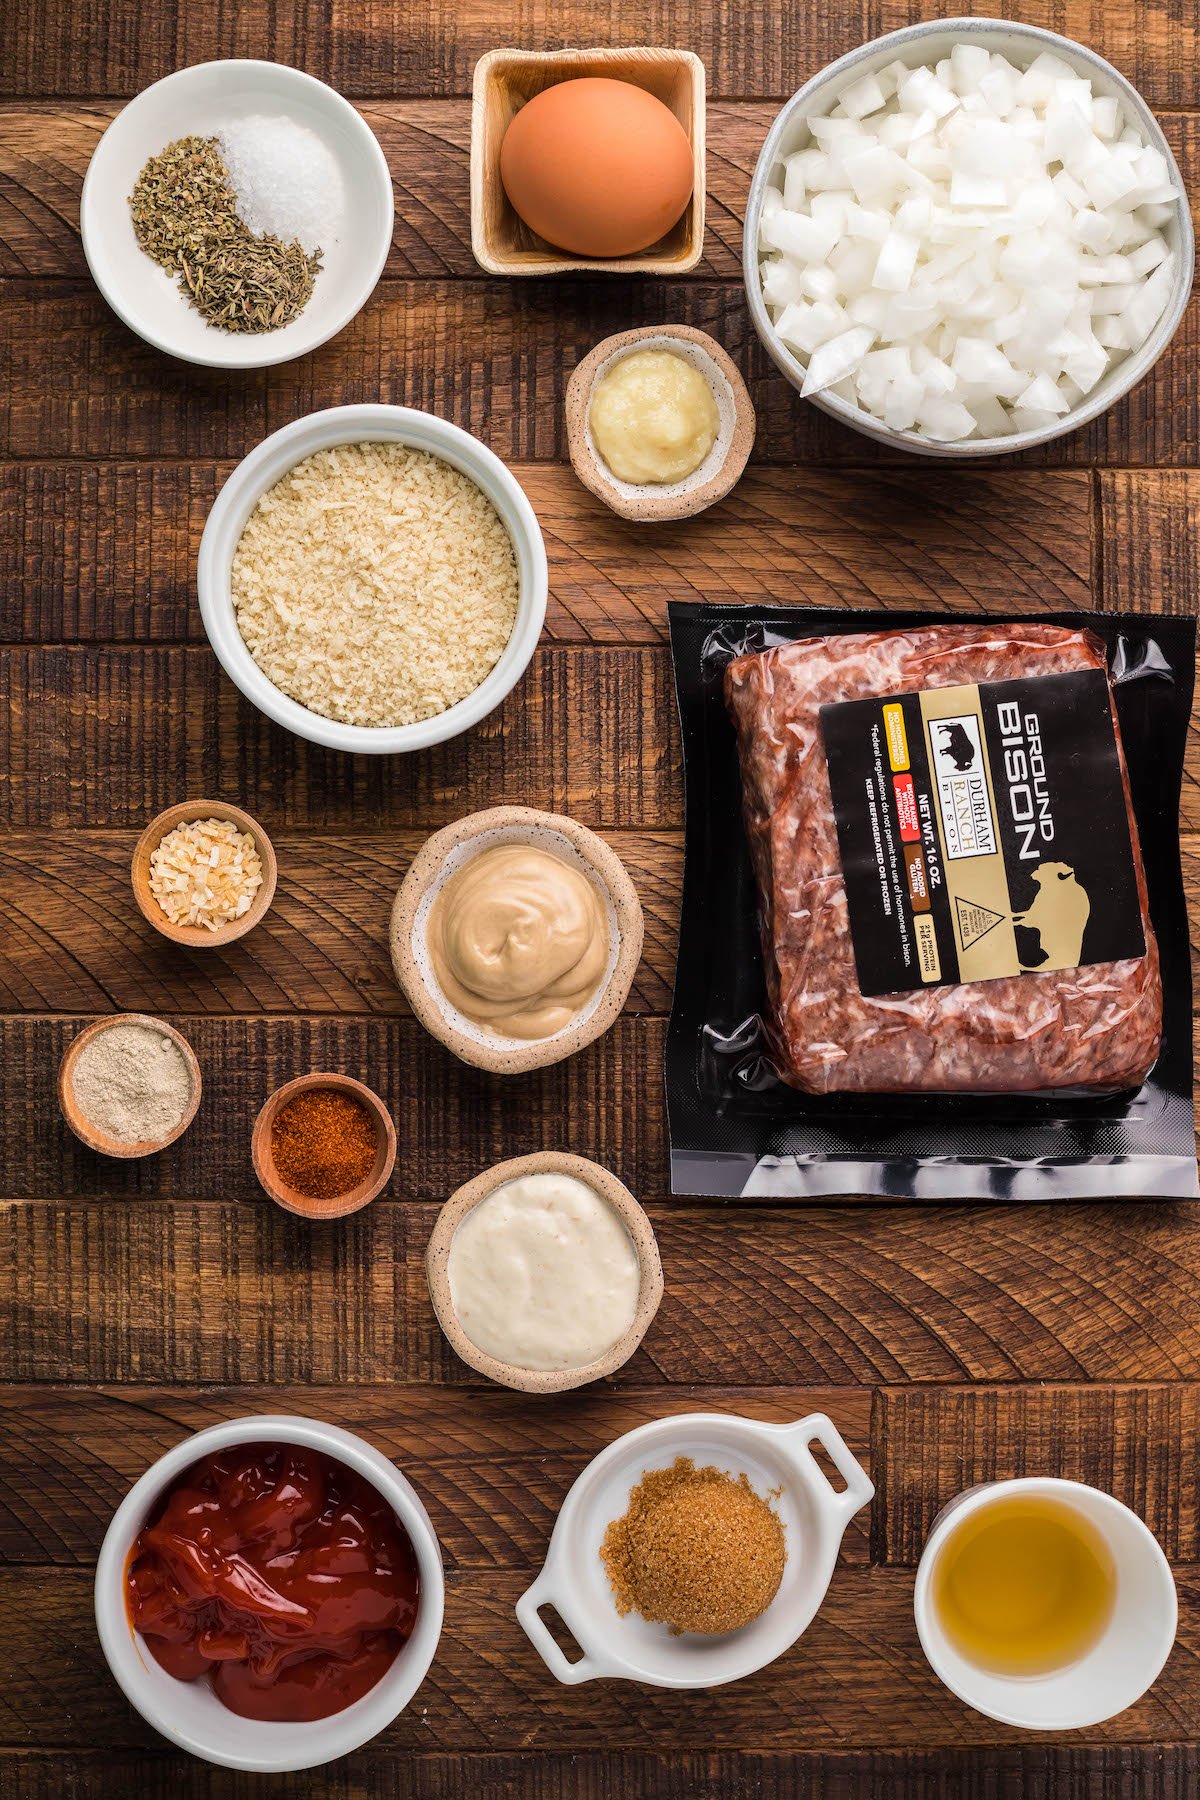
[724,622,1162,1095]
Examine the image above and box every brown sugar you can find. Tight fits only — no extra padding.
[600,1456,786,1635]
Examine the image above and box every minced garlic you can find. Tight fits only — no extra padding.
[149,817,264,931]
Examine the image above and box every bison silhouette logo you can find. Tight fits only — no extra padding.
[935,720,977,772]
[1013,861,1091,971]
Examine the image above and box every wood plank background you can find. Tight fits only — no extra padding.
[1,1,1198,1795]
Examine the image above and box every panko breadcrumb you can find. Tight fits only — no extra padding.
[601,1456,786,1635]
[232,441,519,729]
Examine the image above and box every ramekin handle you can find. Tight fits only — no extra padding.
[785,1412,875,1521]
[516,1567,610,1685]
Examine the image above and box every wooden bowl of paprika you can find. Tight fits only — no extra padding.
[252,1072,397,1220]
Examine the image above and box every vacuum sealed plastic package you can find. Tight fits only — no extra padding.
[667,604,1197,1200]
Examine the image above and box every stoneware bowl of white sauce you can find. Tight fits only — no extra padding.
[517,1409,874,1686]
[425,1152,664,1393]
[81,60,393,369]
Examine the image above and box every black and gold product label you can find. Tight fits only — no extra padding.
[821,670,1146,996]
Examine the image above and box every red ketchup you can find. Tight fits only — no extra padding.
[126,1441,420,1722]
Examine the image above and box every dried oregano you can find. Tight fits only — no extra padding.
[129,135,321,334]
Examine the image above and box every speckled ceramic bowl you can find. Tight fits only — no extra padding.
[389,806,643,1074]
[566,325,755,520]
[425,1152,664,1393]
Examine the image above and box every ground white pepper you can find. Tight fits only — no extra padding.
[70,1023,194,1145]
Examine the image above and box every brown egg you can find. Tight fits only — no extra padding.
[499,77,694,259]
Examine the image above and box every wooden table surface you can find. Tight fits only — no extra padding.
[2,2,1200,1796]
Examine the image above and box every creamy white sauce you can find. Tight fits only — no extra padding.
[447,1172,641,1371]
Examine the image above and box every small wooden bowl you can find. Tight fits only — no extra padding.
[566,325,756,521]
[58,1014,202,1158]
[471,46,706,276]
[425,1153,664,1393]
[132,800,278,949]
[389,806,644,1075]
[252,1072,397,1221]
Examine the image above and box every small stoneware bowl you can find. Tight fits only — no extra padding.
[425,1151,664,1393]
[472,46,706,275]
[94,1414,445,1773]
[132,799,278,949]
[517,1409,874,1685]
[81,60,393,370]
[390,806,643,1074]
[566,325,756,521]
[58,1013,202,1159]
[252,1072,397,1220]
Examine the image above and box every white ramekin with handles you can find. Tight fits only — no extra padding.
[197,403,548,754]
[516,1410,873,1687]
[94,1414,445,1773]
[743,18,1194,458]
[914,1476,1177,1729]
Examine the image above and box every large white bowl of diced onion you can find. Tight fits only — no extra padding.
[743,19,1194,456]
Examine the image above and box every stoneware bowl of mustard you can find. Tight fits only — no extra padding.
[426,1151,664,1393]
[517,1409,874,1685]
[566,324,755,521]
[390,806,643,1074]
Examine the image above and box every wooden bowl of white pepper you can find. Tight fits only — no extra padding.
[58,1014,202,1158]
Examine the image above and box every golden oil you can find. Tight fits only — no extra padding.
[931,1493,1116,1676]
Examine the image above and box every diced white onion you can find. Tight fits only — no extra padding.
[759,43,1181,440]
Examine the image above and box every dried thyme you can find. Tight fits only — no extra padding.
[129,135,321,334]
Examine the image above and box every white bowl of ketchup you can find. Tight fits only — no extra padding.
[94,1416,445,1772]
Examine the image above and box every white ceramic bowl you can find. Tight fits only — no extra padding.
[743,19,1195,458]
[198,404,548,754]
[81,60,393,369]
[914,1477,1177,1729]
[516,1410,873,1686]
[94,1415,445,1773]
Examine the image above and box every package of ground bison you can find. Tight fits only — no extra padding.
[667,603,1197,1200]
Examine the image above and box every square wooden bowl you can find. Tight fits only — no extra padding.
[471,46,706,276]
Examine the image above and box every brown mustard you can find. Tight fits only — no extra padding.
[427,843,609,1040]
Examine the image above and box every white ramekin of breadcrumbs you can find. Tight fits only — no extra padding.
[197,405,547,754]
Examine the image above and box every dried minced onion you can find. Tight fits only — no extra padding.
[758,46,1182,440]
[149,817,264,932]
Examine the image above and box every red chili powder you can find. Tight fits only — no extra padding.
[270,1088,378,1199]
